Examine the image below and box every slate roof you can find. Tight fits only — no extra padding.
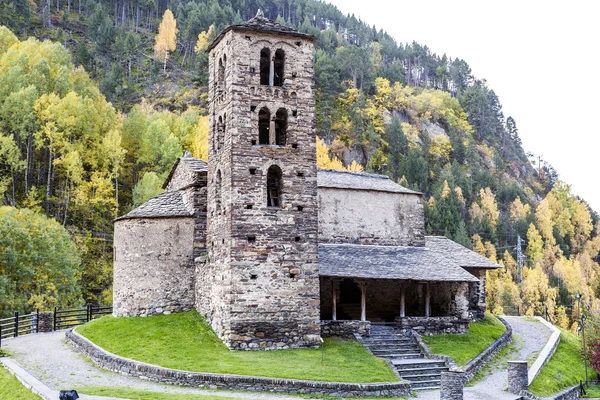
[207,9,315,52]
[426,236,501,269]
[162,155,208,189]
[319,243,480,282]
[317,169,421,195]
[115,190,193,221]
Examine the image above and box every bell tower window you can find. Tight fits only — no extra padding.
[215,170,222,212]
[275,108,287,146]
[267,165,282,208]
[258,107,270,145]
[274,49,285,87]
[260,48,270,85]
[218,56,225,84]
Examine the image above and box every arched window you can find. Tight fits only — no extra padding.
[267,165,282,208]
[274,49,285,87]
[275,108,287,146]
[258,107,270,145]
[215,170,222,212]
[218,57,225,84]
[217,115,224,150]
[260,48,270,85]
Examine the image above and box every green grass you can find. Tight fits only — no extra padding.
[529,329,596,397]
[0,365,41,400]
[583,384,600,398]
[77,311,398,383]
[80,386,245,400]
[421,313,506,366]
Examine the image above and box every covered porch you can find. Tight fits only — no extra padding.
[318,242,482,335]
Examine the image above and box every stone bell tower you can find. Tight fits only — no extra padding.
[198,10,320,350]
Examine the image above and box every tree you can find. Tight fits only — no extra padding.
[154,9,178,73]
[132,172,163,207]
[0,206,81,316]
[194,25,215,53]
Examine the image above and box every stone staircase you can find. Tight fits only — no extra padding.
[360,324,448,390]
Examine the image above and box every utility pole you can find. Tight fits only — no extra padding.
[516,234,524,283]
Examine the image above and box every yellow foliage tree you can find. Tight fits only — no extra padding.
[192,115,208,161]
[195,25,215,53]
[154,9,178,73]
[316,136,363,172]
[526,223,544,267]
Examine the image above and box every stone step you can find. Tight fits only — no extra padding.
[367,343,418,349]
[371,347,422,355]
[392,359,446,368]
[409,379,441,389]
[399,372,443,381]
[362,338,415,344]
[396,366,449,375]
[380,353,424,360]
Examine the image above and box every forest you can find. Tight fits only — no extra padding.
[0,0,598,331]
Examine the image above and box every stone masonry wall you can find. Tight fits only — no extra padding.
[321,320,371,338]
[318,188,425,246]
[203,28,321,349]
[113,217,195,316]
[165,163,202,192]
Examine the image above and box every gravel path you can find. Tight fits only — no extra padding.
[1,331,309,400]
[414,316,553,400]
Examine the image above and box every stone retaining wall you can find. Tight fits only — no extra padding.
[528,316,561,384]
[397,316,469,335]
[551,385,581,400]
[463,316,512,382]
[66,329,411,397]
[321,320,370,338]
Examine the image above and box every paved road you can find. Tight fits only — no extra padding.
[415,316,553,400]
[1,330,305,400]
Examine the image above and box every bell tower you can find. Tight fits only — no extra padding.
[199,10,320,350]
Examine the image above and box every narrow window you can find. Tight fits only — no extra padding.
[218,57,225,84]
[258,107,270,145]
[260,48,270,85]
[215,170,222,212]
[217,116,224,150]
[274,49,285,87]
[275,108,287,146]
[267,165,282,208]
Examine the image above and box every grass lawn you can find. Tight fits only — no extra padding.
[80,386,245,399]
[0,364,41,400]
[421,312,506,366]
[584,384,600,398]
[529,329,596,397]
[77,311,398,383]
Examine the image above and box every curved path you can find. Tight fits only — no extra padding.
[1,330,306,400]
[415,316,553,400]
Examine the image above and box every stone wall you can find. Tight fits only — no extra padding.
[464,268,486,320]
[113,217,195,317]
[66,329,411,397]
[37,311,53,332]
[397,316,469,335]
[203,27,321,349]
[165,161,203,192]
[321,320,371,338]
[318,188,425,246]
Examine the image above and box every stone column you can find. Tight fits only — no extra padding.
[400,286,406,318]
[440,370,464,400]
[425,283,430,318]
[269,58,275,86]
[269,119,276,144]
[454,282,469,319]
[507,361,528,395]
[356,280,367,322]
[37,311,53,332]
[332,280,339,321]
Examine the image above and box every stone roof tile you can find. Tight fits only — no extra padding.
[317,169,420,195]
[207,10,315,52]
[115,190,193,221]
[426,236,501,269]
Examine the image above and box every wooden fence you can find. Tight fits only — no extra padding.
[0,311,39,347]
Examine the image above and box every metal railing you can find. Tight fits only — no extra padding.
[53,304,112,331]
[0,311,39,347]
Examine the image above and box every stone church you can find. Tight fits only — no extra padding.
[112,11,501,350]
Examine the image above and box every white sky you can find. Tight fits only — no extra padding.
[326,0,600,212]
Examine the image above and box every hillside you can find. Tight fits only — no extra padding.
[0,0,598,328]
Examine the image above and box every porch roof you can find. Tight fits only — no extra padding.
[319,243,481,283]
[425,236,501,269]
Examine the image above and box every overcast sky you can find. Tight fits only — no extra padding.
[325,0,600,212]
